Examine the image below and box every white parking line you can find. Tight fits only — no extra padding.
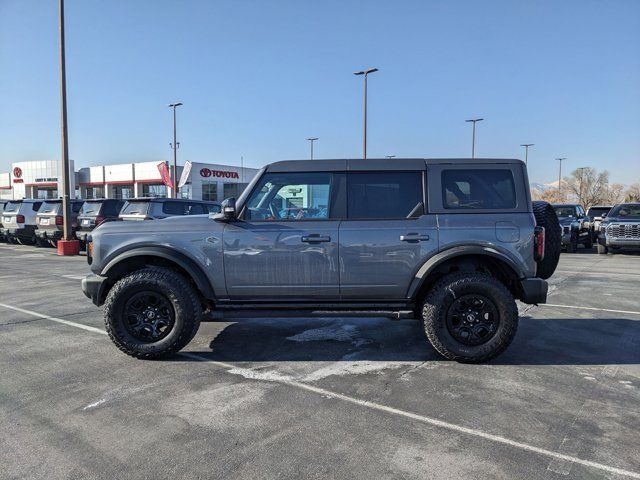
[541,303,640,316]
[1,301,639,479]
[0,302,106,335]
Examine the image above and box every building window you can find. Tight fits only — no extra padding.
[141,184,167,198]
[113,185,134,199]
[83,186,105,199]
[34,187,58,199]
[223,183,241,201]
[202,183,217,201]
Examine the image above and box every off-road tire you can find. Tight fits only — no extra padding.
[532,201,561,279]
[104,267,202,359]
[597,244,608,255]
[421,272,518,363]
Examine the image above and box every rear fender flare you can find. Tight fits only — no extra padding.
[406,245,525,300]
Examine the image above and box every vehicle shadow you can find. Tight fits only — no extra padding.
[180,315,640,366]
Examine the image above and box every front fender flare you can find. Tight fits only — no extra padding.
[101,246,215,300]
[406,245,526,300]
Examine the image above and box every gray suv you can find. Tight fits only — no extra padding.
[82,159,558,363]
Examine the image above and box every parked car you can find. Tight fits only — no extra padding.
[0,201,7,242]
[586,205,612,242]
[82,158,559,364]
[76,199,125,244]
[552,204,592,252]
[597,203,640,254]
[35,199,85,247]
[118,197,221,221]
[1,199,43,245]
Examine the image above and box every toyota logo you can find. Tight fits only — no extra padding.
[200,168,212,178]
[13,167,22,178]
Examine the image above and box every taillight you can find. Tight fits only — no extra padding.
[95,215,105,226]
[534,226,545,261]
[16,214,25,224]
[55,215,64,226]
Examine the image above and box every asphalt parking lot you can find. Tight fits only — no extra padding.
[0,244,639,479]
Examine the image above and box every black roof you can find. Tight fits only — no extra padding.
[266,158,524,172]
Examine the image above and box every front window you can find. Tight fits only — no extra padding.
[554,206,576,218]
[244,172,331,221]
[587,207,611,218]
[608,204,640,218]
[443,169,516,210]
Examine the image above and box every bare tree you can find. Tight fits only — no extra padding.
[625,183,640,202]
[604,183,626,204]
[565,168,609,208]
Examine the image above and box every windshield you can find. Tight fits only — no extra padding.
[608,204,640,218]
[554,207,576,218]
[39,202,62,214]
[4,202,21,213]
[587,207,611,218]
[80,201,103,215]
[121,201,150,215]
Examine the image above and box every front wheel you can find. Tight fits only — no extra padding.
[597,244,608,255]
[104,267,202,359]
[421,272,518,363]
[569,232,579,253]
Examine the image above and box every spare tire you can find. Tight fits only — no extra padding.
[532,201,561,279]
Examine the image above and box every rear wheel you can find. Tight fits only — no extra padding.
[532,201,561,278]
[104,267,202,359]
[421,272,518,363]
[568,232,579,253]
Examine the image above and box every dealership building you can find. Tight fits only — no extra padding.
[0,160,259,202]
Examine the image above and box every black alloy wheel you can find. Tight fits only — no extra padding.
[445,294,499,346]
[123,291,175,342]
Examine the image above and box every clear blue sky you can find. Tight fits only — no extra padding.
[1,0,639,184]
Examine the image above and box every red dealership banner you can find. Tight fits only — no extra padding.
[157,162,174,189]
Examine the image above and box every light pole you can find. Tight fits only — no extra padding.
[306,137,318,160]
[168,102,183,198]
[520,144,534,165]
[58,0,73,249]
[354,68,378,159]
[465,118,484,158]
[556,157,567,199]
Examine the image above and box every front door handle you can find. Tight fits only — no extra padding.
[301,234,331,243]
[400,233,430,242]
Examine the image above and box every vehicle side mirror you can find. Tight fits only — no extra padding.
[214,197,237,222]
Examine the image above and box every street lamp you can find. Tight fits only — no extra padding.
[520,144,534,165]
[58,0,75,253]
[306,137,318,160]
[465,118,484,158]
[354,67,378,159]
[556,157,567,198]
[168,102,183,198]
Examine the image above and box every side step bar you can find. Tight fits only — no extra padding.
[206,309,416,321]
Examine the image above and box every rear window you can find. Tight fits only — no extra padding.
[80,201,103,215]
[347,172,424,219]
[442,169,516,210]
[39,202,62,214]
[4,202,21,213]
[121,202,150,215]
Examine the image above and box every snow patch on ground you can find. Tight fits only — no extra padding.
[286,324,358,343]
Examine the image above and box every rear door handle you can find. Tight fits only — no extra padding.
[301,234,331,243]
[400,233,430,242]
